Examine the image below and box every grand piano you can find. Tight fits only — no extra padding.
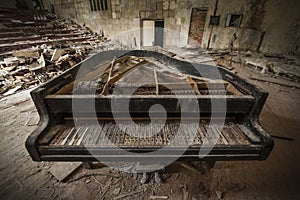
[25,50,274,168]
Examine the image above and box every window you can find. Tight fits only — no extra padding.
[210,15,220,25]
[90,0,108,11]
[225,14,243,27]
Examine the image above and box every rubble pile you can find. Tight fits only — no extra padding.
[0,45,93,96]
[0,7,108,97]
[210,50,300,83]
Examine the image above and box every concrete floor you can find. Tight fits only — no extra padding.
[0,49,299,199]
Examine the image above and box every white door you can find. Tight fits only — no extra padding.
[142,20,155,46]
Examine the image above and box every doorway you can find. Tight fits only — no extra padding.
[142,20,164,47]
[188,8,208,45]
[154,21,164,47]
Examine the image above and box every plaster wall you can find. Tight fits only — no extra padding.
[42,0,300,57]
[260,0,300,57]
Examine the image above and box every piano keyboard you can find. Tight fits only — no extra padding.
[42,120,252,148]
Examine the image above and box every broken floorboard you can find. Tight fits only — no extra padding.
[48,162,82,182]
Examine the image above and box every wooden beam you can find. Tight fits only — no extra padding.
[186,76,200,95]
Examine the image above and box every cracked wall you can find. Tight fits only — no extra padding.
[42,0,300,57]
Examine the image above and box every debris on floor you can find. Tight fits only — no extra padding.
[0,45,93,97]
[149,195,169,199]
[113,189,143,200]
[34,188,55,198]
[49,162,82,182]
[215,190,223,199]
[0,7,107,97]
[210,50,300,83]
[181,184,189,200]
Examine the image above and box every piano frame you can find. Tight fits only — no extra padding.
[26,50,274,163]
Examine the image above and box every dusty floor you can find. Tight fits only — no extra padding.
[0,48,299,200]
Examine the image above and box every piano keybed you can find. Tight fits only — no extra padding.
[41,120,252,148]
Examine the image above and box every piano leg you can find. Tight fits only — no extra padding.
[191,161,216,174]
[140,172,162,184]
[206,161,216,169]
[154,172,162,184]
[141,172,149,184]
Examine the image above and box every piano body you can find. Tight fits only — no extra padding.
[25,50,274,166]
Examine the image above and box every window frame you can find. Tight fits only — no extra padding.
[89,0,108,11]
[210,15,220,26]
[225,14,243,27]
